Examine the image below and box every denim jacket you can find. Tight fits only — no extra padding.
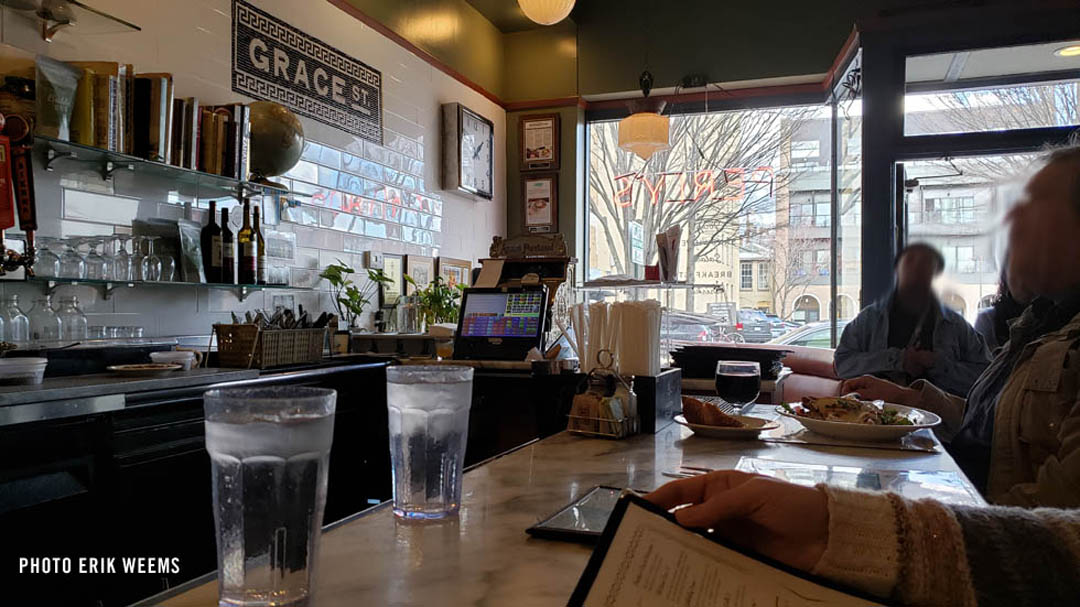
[834,292,991,397]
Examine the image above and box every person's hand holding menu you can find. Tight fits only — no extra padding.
[570,480,881,607]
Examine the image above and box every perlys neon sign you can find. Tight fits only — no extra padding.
[614,167,775,208]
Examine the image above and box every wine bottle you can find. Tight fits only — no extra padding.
[221,207,235,284]
[237,198,255,285]
[201,200,222,283]
[253,204,267,285]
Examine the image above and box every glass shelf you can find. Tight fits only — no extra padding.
[34,136,301,201]
[27,276,309,302]
[3,1,141,43]
[580,280,727,291]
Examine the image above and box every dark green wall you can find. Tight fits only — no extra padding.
[343,0,505,98]
[505,106,583,257]
[502,21,578,101]
[572,0,884,95]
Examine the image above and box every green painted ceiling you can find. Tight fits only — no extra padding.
[465,0,563,33]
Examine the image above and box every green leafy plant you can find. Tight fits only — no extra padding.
[404,274,465,326]
[319,260,392,328]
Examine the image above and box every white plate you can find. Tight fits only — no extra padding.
[674,414,780,440]
[776,403,941,442]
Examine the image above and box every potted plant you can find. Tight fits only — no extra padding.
[319,260,391,329]
[403,275,465,328]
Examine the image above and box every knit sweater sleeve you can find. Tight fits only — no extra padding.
[811,486,1080,606]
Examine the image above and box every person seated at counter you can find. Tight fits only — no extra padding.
[646,469,1080,606]
[833,243,991,397]
[843,145,1080,505]
[974,257,1032,351]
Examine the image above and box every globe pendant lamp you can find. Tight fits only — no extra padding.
[517,0,575,26]
[618,71,670,161]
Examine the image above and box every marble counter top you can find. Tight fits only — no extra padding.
[0,368,260,408]
[145,422,975,607]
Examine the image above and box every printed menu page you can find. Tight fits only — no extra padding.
[578,500,879,607]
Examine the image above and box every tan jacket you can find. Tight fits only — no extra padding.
[917,311,1080,507]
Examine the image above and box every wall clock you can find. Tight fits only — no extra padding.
[441,102,494,200]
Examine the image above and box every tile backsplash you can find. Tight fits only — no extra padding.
[0,0,506,340]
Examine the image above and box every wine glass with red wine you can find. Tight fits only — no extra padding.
[714,361,761,414]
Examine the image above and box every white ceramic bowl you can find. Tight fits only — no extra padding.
[150,351,196,370]
[0,357,48,385]
[776,403,941,442]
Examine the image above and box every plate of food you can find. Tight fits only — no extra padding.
[107,363,182,377]
[777,396,941,442]
[676,396,780,439]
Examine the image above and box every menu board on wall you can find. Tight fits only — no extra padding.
[231,0,382,143]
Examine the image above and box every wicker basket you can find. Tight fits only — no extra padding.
[214,324,327,369]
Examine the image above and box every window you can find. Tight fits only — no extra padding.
[587,102,828,352]
[943,245,977,274]
[924,196,976,224]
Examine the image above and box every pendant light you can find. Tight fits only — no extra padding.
[517,0,575,26]
[618,71,670,161]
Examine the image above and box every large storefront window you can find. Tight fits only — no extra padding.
[901,153,1036,322]
[586,104,829,344]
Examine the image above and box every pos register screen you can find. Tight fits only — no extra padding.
[460,291,544,338]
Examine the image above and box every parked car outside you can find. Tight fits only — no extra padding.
[768,320,850,349]
[662,311,744,345]
[763,313,788,338]
[731,308,774,343]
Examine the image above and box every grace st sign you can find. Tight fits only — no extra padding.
[232,0,382,143]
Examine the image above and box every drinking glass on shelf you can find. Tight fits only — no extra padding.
[111,236,134,282]
[1,295,30,343]
[59,239,87,279]
[88,325,106,340]
[204,387,336,607]
[106,326,123,339]
[56,296,88,341]
[141,236,163,282]
[34,237,61,278]
[85,237,111,281]
[714,360,762,415]
[159,250,177,282]
[131,326,144,338]
[28,295,62,342]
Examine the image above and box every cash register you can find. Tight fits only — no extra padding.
[452,285,549,360]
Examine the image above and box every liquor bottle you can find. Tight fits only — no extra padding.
[253,205,267,285]
[237,198,256,285]
[201,200,222,282]
[220,207,235,284]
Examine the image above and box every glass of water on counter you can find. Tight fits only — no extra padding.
[387,365,474,520]
[203,387,336,607]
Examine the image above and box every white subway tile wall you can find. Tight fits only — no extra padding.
[0,0,505,338]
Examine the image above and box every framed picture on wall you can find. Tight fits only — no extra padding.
[437,257,472,289]
[523,173,558,234]
[520,113,559,171]
[380,253,404,307]
[404,254,435,295]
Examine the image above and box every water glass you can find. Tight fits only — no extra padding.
[110,236,134,282]
[85,237,110,281]
[386,365,474,520]
[59,240,87,280]
[204,387,336,607]
[1,295,29,343]
[142,236,163,281]
[714,360,762,414]
[34,237,61,278]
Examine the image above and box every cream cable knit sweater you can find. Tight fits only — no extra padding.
[812,486,1080,606]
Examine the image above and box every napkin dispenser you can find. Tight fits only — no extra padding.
[633,367,682,433]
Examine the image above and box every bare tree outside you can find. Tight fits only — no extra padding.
[587,107,817,288]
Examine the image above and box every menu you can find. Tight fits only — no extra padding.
[570,493,880,607]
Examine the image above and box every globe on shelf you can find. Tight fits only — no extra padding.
[248,101,304,186]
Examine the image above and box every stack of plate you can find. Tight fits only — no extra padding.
[670,345,790,380]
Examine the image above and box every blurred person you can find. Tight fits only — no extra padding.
[843,145,1080,504]
[834,243,991,397]
[646,470,1080,607]
[974,257,1032,350]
